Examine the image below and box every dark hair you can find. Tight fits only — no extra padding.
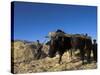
[56,29,65,33]
[56,29,62,32]
[93,39,96,42]
[37,40,39,42]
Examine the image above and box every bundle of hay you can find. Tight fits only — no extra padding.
[12,40,47,64]
[48,32,71,38]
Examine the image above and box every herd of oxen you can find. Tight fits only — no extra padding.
[37,29,97,65]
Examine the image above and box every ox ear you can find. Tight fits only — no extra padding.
[45,41,51,45]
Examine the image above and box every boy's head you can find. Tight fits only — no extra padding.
[93,39,96,44]
[37,40,40,43]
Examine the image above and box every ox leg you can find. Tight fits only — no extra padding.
[67,50,70,60]
[71,49,75,59]
[70,49,72,59]
[58,53,63,64]
[68,49,72,61]
[80,49,85,65]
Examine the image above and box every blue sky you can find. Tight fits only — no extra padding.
[13,1,97,42]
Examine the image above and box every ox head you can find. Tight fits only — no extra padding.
[48,39,57,58]
[46,32,62,58]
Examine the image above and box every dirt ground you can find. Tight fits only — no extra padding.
[12,41,97,74]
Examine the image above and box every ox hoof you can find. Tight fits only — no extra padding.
[58,62,63,65]
[81,61,85,65]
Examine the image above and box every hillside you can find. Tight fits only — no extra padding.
[11,40,97,74]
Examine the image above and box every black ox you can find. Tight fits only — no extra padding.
[47,33,92,65]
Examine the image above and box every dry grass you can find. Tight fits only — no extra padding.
[12,40,97,74]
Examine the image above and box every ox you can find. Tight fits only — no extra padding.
[71,35,92,64]
[47,31,92,64]
[48,36,72,64]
